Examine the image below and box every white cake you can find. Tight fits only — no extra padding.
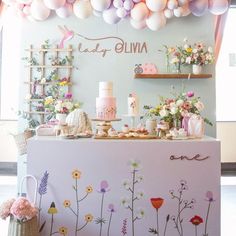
[96,81,117,120]
[128,93,139,116]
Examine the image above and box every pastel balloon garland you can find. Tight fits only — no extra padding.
[2,0,230,31]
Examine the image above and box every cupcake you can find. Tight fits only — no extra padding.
[122,124,129,133]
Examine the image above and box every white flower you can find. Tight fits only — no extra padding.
[136,175,144,183]
[183,37,188,43]
[123,179,131,190]
[136,208,145,219]
[176,99,184,106]
[41,78,46,84]
[170,57,180,64]
[128,159,141,171]
[136,190,144,200]
[194,101,204,111]
[121,197,130,209]
[64,101,73,110]
[55,101,62,112]
[184,44,189,49]
[193,49,198,54]
[186,56,192,64]
[208,47,213,53]
[170,106,178,115]
[159,109,169,118]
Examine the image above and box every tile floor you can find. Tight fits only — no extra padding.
[0,176,236,236]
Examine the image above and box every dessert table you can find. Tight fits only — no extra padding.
[27,136,220,236]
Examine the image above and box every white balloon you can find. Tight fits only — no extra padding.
[146,0,167,12]
[113,0,123,8]
[146,11,166,31]
[17,0,32,4]
[43,0,66,10]
[73,0,92,19]
[164,8,174,18]
[91,0,111,12]
[2,0,15,6]
[93,9,102,17]
[182,2,191,16]
[56,3,72,18]
[22,5,31,15]
[31,0,51,21]
[130,18,146,29]
[116,7,127,18]
[131,2,149,21]
[178,0,187,7]
[174,7,183,17]
[123,0,134,11]
[103,6,121,24]
[209,0,229,15]
[189,0,208,17]
[167,0,178,10]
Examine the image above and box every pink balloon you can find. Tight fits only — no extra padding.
[189,0,208,17]
[66,0,75,3]
[208,0,229,15]
[131,2,149,21]
[43,0,66,10]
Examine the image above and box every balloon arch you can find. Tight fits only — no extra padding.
[2,0,229,31]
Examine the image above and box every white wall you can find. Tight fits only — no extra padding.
[16,13,216,136]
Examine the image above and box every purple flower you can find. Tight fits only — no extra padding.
[65,93,72,99]
[205,191,214,202]
[98,180,110,193]
[187,91,194,97]
[38,171,49,195]
[108,204,116,213]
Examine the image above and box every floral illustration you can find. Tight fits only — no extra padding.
[38,171,49,232]
[121,159,144,236]
[63,169,93,236]
[96,180,110,236]
[203,191,215,236]
[190,215,203,236]
[107,204,116,236]
[149,198,170,236]
[121,218,128,236]
[169,180,195,236]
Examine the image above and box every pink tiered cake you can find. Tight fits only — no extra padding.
[96,81,117,120]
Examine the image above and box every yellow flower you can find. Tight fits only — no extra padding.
[48,202,58,214]
[84,214,93,222]
[186,47,192,53]
[86,186,93,193]
[63,200,71,208]
[59,226,68,235]
[72,170,81,179]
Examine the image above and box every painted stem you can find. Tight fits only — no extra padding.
[107,212,113,236]
[49,214,54,236]
[131,170,136,236]
[163,217,168,236]
[78,193,88,202]
[176,192,183,236]
[156,209,159,236]
[75,178,79,236]
[204,202,211,235]
[195,225,197,236]
[38,195,42,228]
[77,222,88,232]
[99,193,105,236]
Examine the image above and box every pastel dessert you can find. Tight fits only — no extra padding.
[122,124,129,133]
[96,81,117,120]
[128,93,139,116]
[108,127,118,137]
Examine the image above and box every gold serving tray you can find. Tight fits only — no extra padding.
[94,135,160,140]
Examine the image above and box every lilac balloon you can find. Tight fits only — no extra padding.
[113,0,123,8]
[189,0,208,17]
[116,7,127,18]
[66,0,75,3]
[103,6,121,24]
[124,0,134,11]
[209,0,229,15]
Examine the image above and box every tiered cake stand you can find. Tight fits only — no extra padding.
[91,118,121,134]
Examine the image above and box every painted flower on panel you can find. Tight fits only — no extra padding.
[59,226,68,235]
[150,198,164,209]
[63,200,71,208]
[72,169,81,179]
[86,186,93,193]
[190,215,203,225]
[85,214,93,222]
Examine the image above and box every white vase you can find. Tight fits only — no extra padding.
[56,113,67,125]
[145,119,157,135]
[192,64,202,75]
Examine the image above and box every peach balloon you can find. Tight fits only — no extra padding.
[131,2,149,21]
[164,8,174,18]
[73,0,92,19]
[146,11,166,31]
[146,0,167,12]
[167,0,178,10]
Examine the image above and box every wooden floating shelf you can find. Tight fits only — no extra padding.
[24,81,73,85]
[25,99,44,102]
[25,65,73,69]
[24,111,51,115]
[25,48,73,52]
[134,73,212,79]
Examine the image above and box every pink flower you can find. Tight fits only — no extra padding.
[10,197,38,221]
[65,93,72,99]
[0,198,15,220]
[187,91,194,97]
[206,191,215,202]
